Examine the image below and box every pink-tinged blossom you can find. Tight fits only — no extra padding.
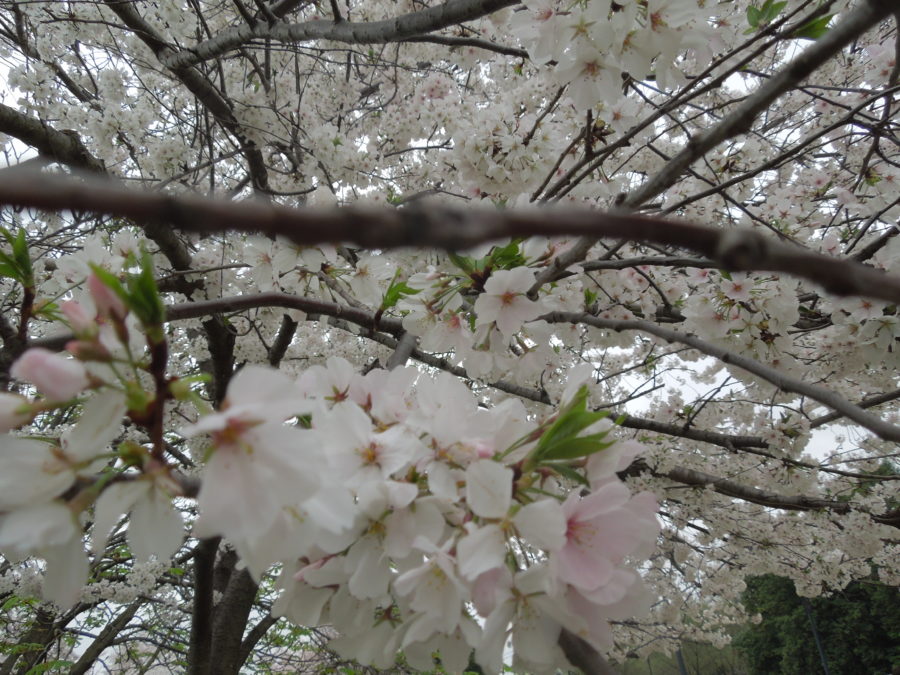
[394,537,468,637]
[93,479,184,562]
[403,621,480,673]
[314,402,421,488]
[722,273,753,302]
[508,0,565,66]
[0,438,79,510]
[555,44,624,109]
[60,300,96,337]
[554,482,659,593]
[0,392,126,511]
[476,565,568,675]
[11,348,90,401]
[474,267,544,338]
[298,356,357,404]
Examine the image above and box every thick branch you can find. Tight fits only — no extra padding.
[0,104,104,172]
[161,0,520,69]
[654,463,900,529]
[559,630,620,675]
[186,537,220,675]
[1,171,899,304]
[210,568,258,674]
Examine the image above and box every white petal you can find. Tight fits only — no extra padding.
[129,489,183,561]
[43,537,89,608]
[0,438,73,510]
[513,499,567,551]
[93,482,147,555]
[428,462,460,502]
[465,460,512,519]
[476,599,515,675]
[62,390,127,462]
[0,502,78,553]
[457,524,506,580]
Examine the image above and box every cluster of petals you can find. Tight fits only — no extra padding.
[0,330,658,672]
[178,357,663,673]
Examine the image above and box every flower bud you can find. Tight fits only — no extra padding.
[11,348,90,401]
[88,273,127,321]
[61,300,97,338]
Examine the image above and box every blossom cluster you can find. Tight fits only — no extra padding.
[0,272,659,673]
[509,0,720,108]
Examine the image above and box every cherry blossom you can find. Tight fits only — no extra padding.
[473,266,545,338]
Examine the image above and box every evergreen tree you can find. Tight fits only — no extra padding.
[736,575,900,674]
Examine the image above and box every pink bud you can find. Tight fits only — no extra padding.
[88,273,127,321]
[0,392,32,431]
[11,348,90,401]
[61,300,97,337]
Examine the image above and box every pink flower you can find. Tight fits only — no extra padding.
[182,365,321,543]
[11,348,90,401]
[554,482,659,593]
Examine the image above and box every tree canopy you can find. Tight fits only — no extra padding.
[0,0,899,673]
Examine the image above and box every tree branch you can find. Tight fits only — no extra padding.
[544,311,900,443]
[160,0,520,70]
[532,0,896,287]
[69,600,142,675]
[0,104,104,173]
[1,171,899,304]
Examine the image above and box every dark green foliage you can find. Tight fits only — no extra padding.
[734,574,900,674]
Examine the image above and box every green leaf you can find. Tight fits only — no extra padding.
[488,239,527,270]
[381,277,419,310]
[0,227,33,286]
[760,0,787,24]
[746,5,761,27]
[545,462,590,486]
[0,260,18,280]
[125,251,166,329]
[539,434,615,461]
[791,14,833,40]
[530,386,612,463]
[448,251,475,274]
